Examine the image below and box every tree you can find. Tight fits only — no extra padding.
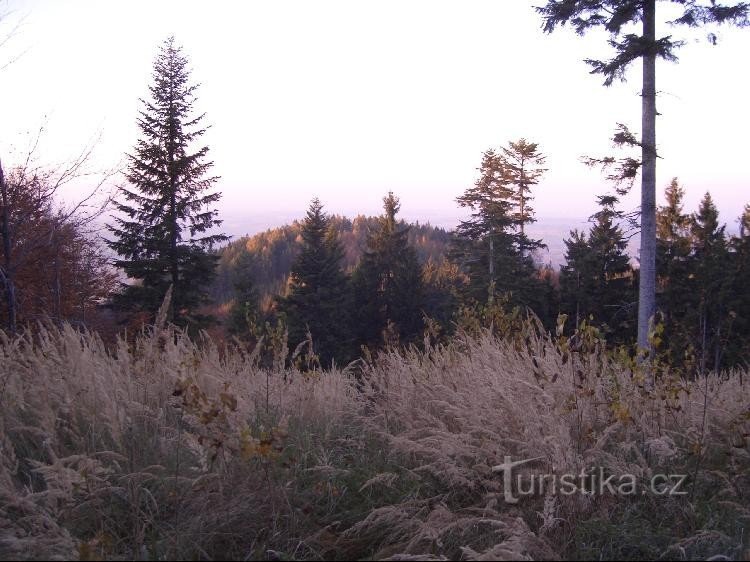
[107,37,227,328]
[352,192,424,348]
[500,138,547,254]
[740,204,750,239]
[276,199,354,367]
[0,161,116,332]
[451,145,545,313]
[1,136,113,334]
[726,204,750,366]
[655,178,693,366]
[687,192,734,372]
[227,251,261,341]
[421,257,464,339]
[538,0,749,357]
[560,195,635,343]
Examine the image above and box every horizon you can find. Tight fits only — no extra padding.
[1,0,748,231]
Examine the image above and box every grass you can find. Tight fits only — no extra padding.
[1,313,749,560]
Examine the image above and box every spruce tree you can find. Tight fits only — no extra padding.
[277,199,353,367]
[656,178,693,366]
[500,138,547,254]
[107,37,226,327]
[352,192,424,348]
[687,192,734,372]
[451,146,544,313]
[538,0,749,357]
[726,204,750,366]
[560,195,634,343]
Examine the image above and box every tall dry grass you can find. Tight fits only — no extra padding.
[1,313,748,560]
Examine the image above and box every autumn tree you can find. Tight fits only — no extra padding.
[500,138,547,254]
[452,149,515,304]
[451,144,546,313]
[0,160,116,332]
[107,36,227,328]
[226,251,261,342]
[538,0,749,357]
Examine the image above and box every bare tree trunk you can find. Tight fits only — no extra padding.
[170,189,178,324]
[0,159,17,335]
[638,0,657,364]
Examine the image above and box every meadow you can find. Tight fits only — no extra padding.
[1,299,748,561]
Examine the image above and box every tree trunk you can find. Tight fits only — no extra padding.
[488,235,495,304]
[170,189,178,324]
[168,115,178,325]
[0,159,17,335]
[638,0,657,362]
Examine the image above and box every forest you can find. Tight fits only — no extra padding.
[1,2,750,561]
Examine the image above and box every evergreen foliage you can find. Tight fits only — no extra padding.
[685,192,735,372]
[107,37,227,328]
[451,143,547,316]
[655,178,694,366]
[500,138,547,254]
[227,251,261,342]
[352,192,424,348]
[212,216,450,306]
[560,195,635,343]
[276,199,354,367]
[537,0,749,355]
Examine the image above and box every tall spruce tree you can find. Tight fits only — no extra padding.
[656,178,693,366]
[500,139,547,254]
[687,192,734,372]
[107,37,226,327]
[560,195,635,343]
[727,204,750,366]
[538,0,749,357]
[451,145,545,313]
[277,199,354,367]
[352,192,423,348]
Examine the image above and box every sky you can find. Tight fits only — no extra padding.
[1,0,749,240]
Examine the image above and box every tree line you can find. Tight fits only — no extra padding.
[211,215,450,307]
[2,25,749,376]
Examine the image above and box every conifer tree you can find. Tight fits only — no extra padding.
[451,146,544,313]
[277,199,353,367]
[227,251,260,341]
[656,178,693,365]
[538,0,749,357]
[500,139,547,254]
[352,192,424,348]
[740,205,750,239]
[687,192,734,372]
[726,204,750,365]
[107,37,226,327]
[560,195,634,343]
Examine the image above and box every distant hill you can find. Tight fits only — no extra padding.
[211,215,452,306]
[211,214,640,307]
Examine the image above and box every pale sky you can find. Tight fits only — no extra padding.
[2,0,748,238]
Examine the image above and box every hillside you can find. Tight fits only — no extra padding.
[211,215,453,305]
